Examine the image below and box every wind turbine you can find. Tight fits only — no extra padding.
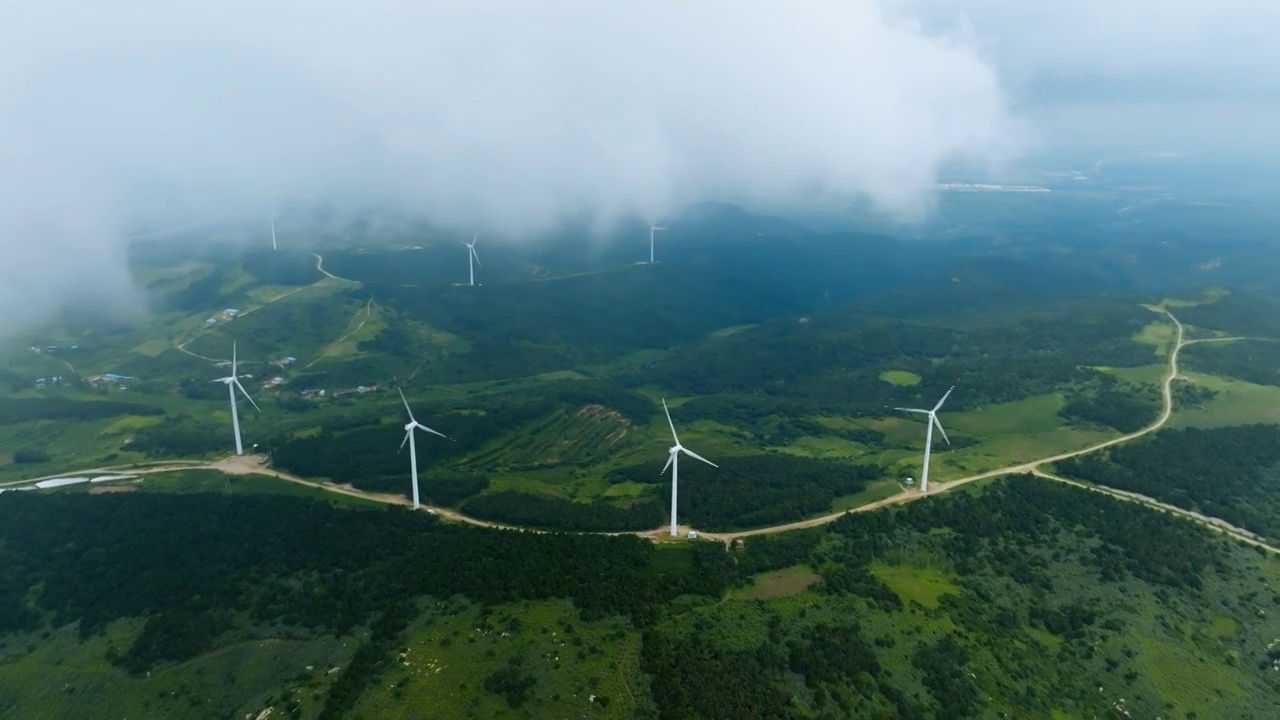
[659,398,717,536]
[465,233,480,286]
[270,214,278,251]
[397,388,449,510]
[212,342,260,456]
[648,224,665,264]
[893,384,955,494]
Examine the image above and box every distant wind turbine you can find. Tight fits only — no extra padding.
[465,233,481,286]
[893,384,955,494]
[659,398,717,536]
[398,388,449,510]
[649,225,665,264]
[271,215,278,251]
[212,342,261,456]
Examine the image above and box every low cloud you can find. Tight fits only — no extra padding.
[0,0,1023,335]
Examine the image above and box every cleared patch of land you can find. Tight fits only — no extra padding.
[868,563,960,609]
[879,369,922,386]
[731,566,823,600]
[351,599,644,719]
[1171,373,1280,428]
[1133,320,1177,356]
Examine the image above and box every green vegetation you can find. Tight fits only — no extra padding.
[1182,338,1280,388]
[1172,373,1280,428]
[1057,424,1280,539]
[641,476,1280,719]
[879,369,921,386]
[7,475,1279,718]
[4,202,1280,716]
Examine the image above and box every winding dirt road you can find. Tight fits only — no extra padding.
[12,308,1277,554]
[701,311,1275,551]
[173,253,357,363]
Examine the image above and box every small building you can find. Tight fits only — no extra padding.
[688,531,698,539]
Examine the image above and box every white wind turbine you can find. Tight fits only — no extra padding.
[397,389,449,510]
[212,342,260,456]
[893,385,955,494]
[270,214,278,251]
[465,233,480,286]
[659,398,717,536]
[648,224,665,264]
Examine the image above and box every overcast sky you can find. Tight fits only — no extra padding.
[0,0,1275,334]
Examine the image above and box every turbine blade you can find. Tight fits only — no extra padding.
[681,447,718,468]
[471,246,481,267]
[660,452,674,475]
[661,398,680,443]
[932,414,951,446]
[231,342,237,376]
[893,407,929,415]
[398,430,410,454]
[398,388,417,423]
[234,379,261,413]
[414,422,448,440]
[932,384,956,413]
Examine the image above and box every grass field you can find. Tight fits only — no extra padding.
[454,405,637,474]
[1133,319,1177,356]
[1094,363,1166,386]
[832,480,905,511]
[0,619,352,720]
[877,394,1118,481]
[351,599,644,719]
[867,563,960,609]
[879,369,922,386]
[730,566,823,600]
[1171,373,1280,428]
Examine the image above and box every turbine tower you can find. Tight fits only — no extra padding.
[398,388,449,510]
[893,384,955,494]
[649,225,665,264]
[659,398,717,536]
[465,233,481,286]
[212,342,261,456]
[271,215,278,251]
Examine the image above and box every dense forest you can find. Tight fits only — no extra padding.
[0,491,733,718]
[1182,338,1280,388]
[642,477,1280,719]
[1056,424,1280,539]
[7,474,1276,719]
[0,397,165,425]
[612,454,883,530]
[461,490,665,532]
[1176,292,1280,339]
[620,298,1161,423]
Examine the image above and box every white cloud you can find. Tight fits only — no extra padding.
[0,1,1025,335]
[893,1,1280,94]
